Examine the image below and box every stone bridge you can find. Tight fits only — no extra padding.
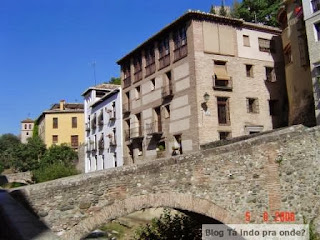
[10,125,320,239]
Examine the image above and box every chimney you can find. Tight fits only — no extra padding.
[60,100,65,110]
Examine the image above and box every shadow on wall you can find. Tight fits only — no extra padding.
[264,35,289,128]
[0,189,58,239]
[0,175,8,186]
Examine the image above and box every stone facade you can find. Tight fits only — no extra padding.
[302,0,320,124]
[118,11,287,163]
[11,125,320,239]
[278,0,316,126]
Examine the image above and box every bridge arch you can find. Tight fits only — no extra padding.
[62,192,242,240]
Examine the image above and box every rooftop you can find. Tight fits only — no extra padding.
[117,10,281,65]
[21,118,34,123]
[81,83,120,96]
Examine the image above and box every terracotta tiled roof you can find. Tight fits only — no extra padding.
[21,118,34,123]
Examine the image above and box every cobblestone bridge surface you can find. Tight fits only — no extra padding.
[10,125,320,239]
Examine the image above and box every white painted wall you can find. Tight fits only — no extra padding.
[83,87,123,173]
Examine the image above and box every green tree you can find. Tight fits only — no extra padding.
[12,136,46,171]
[32,162,79,183]
[230,0,281,27]
[40,144,78,167]
[32,124,39,138]
[209,5,216,14]
[0,134,22,169]
[134,209,201,240]
[108,77,121,85]
[219,0,227,16]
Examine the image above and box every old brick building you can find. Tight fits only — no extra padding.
[118,11,287,164]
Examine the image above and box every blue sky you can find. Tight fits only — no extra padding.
[0,0,235,135]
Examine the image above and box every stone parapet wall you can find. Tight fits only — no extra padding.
[10,125,320,239]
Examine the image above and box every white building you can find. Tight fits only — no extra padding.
[82,84,123,173]
[20,118,34,143]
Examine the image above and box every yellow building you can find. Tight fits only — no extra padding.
[37,100,84,149]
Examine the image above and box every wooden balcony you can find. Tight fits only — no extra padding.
[123,77,131,89]
[159,55,170,69]
[173,44,188,62]
[134,70,142,83]
[145,62,156,77]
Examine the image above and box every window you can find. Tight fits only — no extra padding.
[123,63,131,88]
[217,97,230,125]
[135,86,141,99]
[312,0,320,12]
[246,64,253,77]
[269,100,278,116]
[71,135,79,148]
[24,124,27,129]
[145,46,155,76]
[159,37,170,69]
[53,117,58,128]
[258,38,271,52]
[315,22,320,41]
[265,67,276,82]
[213,61,232,90]
[72,117,77,128]
[173,26,188,61]
[243,35,250,47]
[52,135,58,144]
[26,132,29,136]
[173,134,182,154]
[150,78,155,91]
[247,98,259,114]
[29,124,32,129]
[219,131,231,140]
[284,44,292,65]
[134,55,142,82]
[162,71,173,97]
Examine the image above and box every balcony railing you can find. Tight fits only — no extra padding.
[159,55,170,69]
[312,0,320,12]
[145,62,156,77]
[213,76,233,91]
[91,118,97,129]
[146,121,162,135]
[123,101,130,114]
[161,84,173,98]
[123,76,131,89]
[174,44,188,62]
[134,70,142,82]
[130,127,143,139]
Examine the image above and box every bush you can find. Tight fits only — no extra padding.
[32,162,79,183]
[41,144,77,167]
[134,209,201,240]
[0,162,3,174]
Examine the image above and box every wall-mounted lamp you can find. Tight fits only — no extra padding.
[203,92,210,103]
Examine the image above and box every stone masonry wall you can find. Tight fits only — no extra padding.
[11,125,320,239]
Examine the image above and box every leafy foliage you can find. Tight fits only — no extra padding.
[41,144,77,167]
[219,1,227,16]
[109,77,121,85]
[0,161,3,174]
[32,124,39,138]
[134,209,201,240]
[0,134,22,169]
[12,136,46,171]
[230,0,281,27]
[209,5,216,14]
[32,162,79,183]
